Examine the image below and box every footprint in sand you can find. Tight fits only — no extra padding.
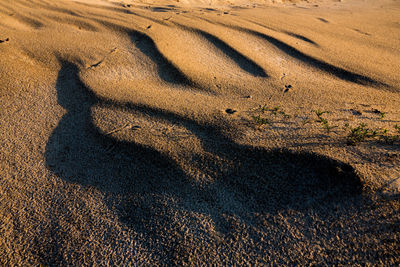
[0,38,10,43]
[225,108,237,114]
[283,84,292,93]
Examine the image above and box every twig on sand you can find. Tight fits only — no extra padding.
[88,47,118,69]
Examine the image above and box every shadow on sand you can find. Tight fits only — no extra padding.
[46,60,368,264]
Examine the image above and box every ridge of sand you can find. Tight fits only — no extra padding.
[0,0,399,265]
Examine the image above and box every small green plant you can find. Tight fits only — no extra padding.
[269,106,290,119]
[258,104,268,113]
[379,134,397,144]
[279,111,290,119]
[378,126,400,144]
[347,123,376,145]
[271,106,280,116]
[322,122,338,133]
[313,109,336,133]
[248,104,399,146]
[394,124,400,134]
[256,104,290,121]
[314,109,329,119]
[372,109,387,119]
[381,128,389,134]
[346,124,399,145]
[252,115,270,127]
[302,118,312,125]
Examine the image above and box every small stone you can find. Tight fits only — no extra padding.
[225,108,237,114]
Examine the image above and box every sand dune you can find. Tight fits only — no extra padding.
[0,0,399,265]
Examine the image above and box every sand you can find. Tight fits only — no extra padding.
[0,0,399,265]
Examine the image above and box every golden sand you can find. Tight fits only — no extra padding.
[0,0,399,264]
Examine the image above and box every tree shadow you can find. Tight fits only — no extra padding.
[45,60,372,264]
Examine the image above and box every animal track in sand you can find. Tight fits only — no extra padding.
[225,108,237,114]
[0,38,9,43]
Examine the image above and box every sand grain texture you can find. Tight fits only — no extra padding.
[0,0,399,265]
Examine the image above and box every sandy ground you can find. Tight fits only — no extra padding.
[0,0,399,265]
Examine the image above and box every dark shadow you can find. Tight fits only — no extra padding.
[45,60,193,264]
[283,31,318,45]
[130,30,194,86]
[235,28,386,87]
[150,7,175,12]
[194,29,268,77]
[189,16,387,88]
[122,14,267,78]
[244,18,318,46]
[164,20,268,78]
[127,14,268,78]
[317,18,329,23]
[44,60,391,265]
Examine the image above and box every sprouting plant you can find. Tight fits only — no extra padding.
[346,123,377,145]
[258,104,268,113]
[257,105,290,120]
[372,109,386,119]
[395,124,400,134]
[322,122,338,133]
[313,109,336,133]
[379,134,396,144]
[269,106,290,119]
[314,109,329,119]
[302,118,312,125]
[271,106,280,116]
[390,124,400,143]
[381,128,389,134]
[346,123,400,145]
[252,115,270,127]
[319,116,328,124]
[279,110,290,119]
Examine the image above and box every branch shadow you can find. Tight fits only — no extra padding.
[130,30,194,86]
[188,16,389,88]
[194,29,268,77]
